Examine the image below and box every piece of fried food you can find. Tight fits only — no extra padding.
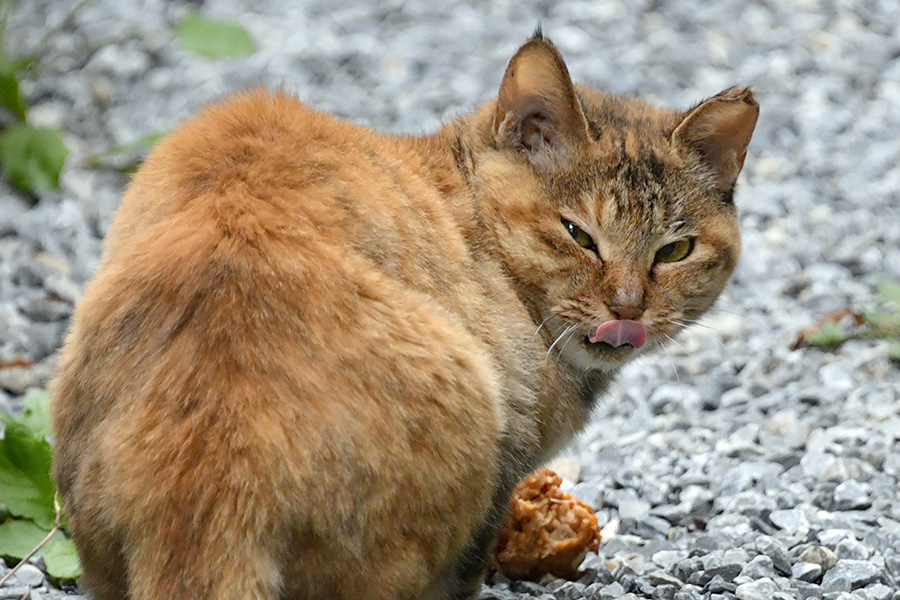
[492,468,601,580]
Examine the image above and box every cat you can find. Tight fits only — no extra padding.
[51,31,757,600]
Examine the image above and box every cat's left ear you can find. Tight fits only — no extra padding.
[673,87,759,198]
[493,37,591,169]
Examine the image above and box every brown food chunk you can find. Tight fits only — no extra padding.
[492,468,602,580]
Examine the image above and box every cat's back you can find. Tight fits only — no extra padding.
[103,90,476,299]
[57,88,497,436]
[109,90,423,251]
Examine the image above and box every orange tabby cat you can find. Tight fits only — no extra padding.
[51,32,757,600]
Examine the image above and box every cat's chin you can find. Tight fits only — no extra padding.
[558,335,645,373]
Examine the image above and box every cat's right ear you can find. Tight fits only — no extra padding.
[493,37,591,170]
[672,87,759,200]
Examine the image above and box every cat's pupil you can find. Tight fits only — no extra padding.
[562,219,597,253]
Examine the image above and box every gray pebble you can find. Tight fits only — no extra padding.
[705,563,744,583]
[821,560,882,592]
[652,584,679,600]
[0,363,54,394]
[11,564,44,586]
[704,575,737,594]
[552,581,584,600]
[647,570,684,588]
[755,535,792,576]
[18,296,72,322]
[673,584,703,600]
[735,577,780,600]
[598,582,625,600]
[510,580,546,595]
[43,273,82,305]
[570,481,604,510]
[791,580,826,600]
[652,550,688,570]
[835,537,871,561]
[621,515,672,539]
[858,583,893,600]
[769,509,811,535]
[793,561,824,583]
[819,530,855,547]
[740,555,777,580]
[833,481,872,511]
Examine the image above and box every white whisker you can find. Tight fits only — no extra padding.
[662,331,690,356]
[702,306,766,329]
[534,314,556,337]
[546,325,576,360]
[671,317,743,358]
[660,335,681,384]
[558,326,582,357]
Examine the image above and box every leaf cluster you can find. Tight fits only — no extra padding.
[0,391,81,581]
[793,281,900,361]
[0,3,68,196]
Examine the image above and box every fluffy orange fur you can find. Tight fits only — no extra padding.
[51,35,758,600]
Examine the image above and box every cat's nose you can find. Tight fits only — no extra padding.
[608,305,644,320]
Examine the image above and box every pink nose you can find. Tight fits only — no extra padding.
[609,305,644,320]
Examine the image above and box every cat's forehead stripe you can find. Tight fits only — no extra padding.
[668,218,694,236]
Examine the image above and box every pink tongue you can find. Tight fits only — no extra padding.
[589,320,647,348]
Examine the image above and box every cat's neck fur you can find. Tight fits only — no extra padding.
[406,111,618,457]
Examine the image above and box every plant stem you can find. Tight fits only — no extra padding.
[0,496,61,589]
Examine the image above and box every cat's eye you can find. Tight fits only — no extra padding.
[655,238,695,263]
[561,219,597,253]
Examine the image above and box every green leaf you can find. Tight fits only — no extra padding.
[0,419,56,529]
[174,11,256,59]
[84,129,168,169]
[803,321,850,348]
[0,68,27,121]
[889,342,900,363]
[0,123,68,195]
[877,281,900,305]
[9,390,52,438]
[0,519,62,560]
[862,311,900,328]
[43,537,83,580]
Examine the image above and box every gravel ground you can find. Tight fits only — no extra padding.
[2,1,900,599]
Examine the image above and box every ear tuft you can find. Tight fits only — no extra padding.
[673,87,759,196]
[493,37,590,169]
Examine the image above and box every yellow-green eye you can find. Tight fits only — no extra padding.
[656,238,695,263]
[562,219,597,252]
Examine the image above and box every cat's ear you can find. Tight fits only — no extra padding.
[493,36,591,169]
[673,87,759,199]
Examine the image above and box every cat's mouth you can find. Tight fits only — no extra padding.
[575,319,648,367]
[588,319,647,349]
[547,316,649,370]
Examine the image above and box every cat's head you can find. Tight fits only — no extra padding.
[467,34,758,373]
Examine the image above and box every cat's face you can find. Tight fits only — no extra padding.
[472,37,757,373]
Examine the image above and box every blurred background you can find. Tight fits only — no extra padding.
[1,1,899,598]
